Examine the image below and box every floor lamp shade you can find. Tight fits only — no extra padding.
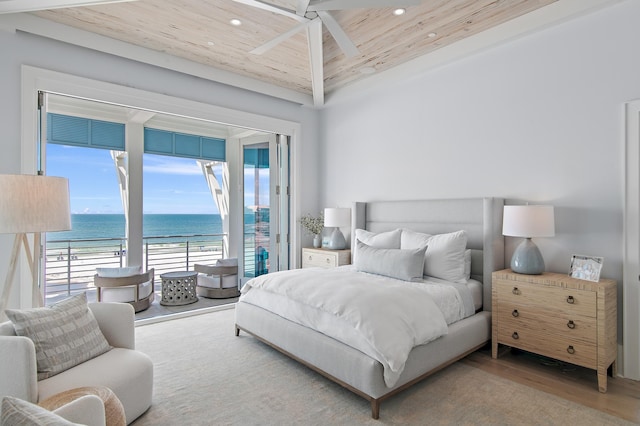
[503,205,555,275]
[324,207,350,250]
[0,174,72,234]
[0,174,71,318]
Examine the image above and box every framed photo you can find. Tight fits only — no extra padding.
[569,255,604,282]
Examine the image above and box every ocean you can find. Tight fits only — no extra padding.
[47,214,224,243]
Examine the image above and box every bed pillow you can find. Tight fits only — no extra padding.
[353,228,402,262]
[464,249,472,281]
[355,240,427,282]
[5,293,112,380]
[401,229,469,283]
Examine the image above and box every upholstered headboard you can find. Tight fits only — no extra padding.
[351,198,504,311]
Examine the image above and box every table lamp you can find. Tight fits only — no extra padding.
[324,207,350,250]
[502,205,555,275]
[0,174,71,319]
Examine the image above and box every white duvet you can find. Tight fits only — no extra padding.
[240,266,474,387]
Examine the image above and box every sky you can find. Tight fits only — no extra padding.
[45,144,265,215]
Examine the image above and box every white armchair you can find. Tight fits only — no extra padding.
[0,302,153,425]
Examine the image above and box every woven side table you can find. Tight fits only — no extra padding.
[160,271,198,306]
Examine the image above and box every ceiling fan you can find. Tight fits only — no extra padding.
[233,0,421,106]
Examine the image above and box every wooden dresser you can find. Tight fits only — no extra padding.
[301,248,351,269]
[491,269,617,392]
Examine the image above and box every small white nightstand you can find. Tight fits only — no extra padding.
[302,247,351,269]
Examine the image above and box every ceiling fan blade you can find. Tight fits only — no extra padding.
[306,18,324,106]
[296,0,310,16]
[250,20,311,55]
[316,11,358,58]
[0,0,137,14]
[307,0,421,12]
[232,0,307,23]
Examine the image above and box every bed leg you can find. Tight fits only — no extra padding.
[235,326,240,337]
[371,400,380,420]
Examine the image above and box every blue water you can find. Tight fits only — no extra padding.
[47,214,224,242]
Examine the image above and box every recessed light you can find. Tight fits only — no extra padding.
[359,66,376,75]
[207,41,215,46]
[393,8,405,16]
[230,18,242,26]
[428,32,437,38]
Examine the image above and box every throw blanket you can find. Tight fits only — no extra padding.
[240,267,453,387]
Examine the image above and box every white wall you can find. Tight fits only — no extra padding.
[0,30,321,309]
[320,0,640,377]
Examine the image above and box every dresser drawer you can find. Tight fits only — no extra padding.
[495,280,596,317]
[496,305,597,343]
[301,248,351,269]
[303,251,338,268]
[496,327,597,368]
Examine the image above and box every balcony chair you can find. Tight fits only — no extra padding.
[94,267,154,313]
[194,258,239,299]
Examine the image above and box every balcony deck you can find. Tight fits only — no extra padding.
[44,233,254,322]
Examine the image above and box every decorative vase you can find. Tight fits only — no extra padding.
[313,234,322,248]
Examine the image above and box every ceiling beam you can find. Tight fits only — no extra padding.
[0,0,137,14]
[307,0,420,12]
[296,0,310,16]
[231,0,307,23]
[306,18,324,107]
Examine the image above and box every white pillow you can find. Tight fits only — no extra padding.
[355,240,427,282]
[401,229,468,283]
[464,249,472,281]
[96,265,142,278]
[354,228,402,262]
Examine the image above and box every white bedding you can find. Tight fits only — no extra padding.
[239,266,476,387]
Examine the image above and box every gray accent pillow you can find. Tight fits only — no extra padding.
[5,293,111,381]
[1,396,80,425]
[355,240,427,282]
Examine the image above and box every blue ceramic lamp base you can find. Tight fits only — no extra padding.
[327,228,347,250]
[510,238,545,275]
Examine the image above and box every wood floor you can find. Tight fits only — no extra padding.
[462,347,640,423]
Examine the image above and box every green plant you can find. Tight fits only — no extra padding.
[299,212,324,235]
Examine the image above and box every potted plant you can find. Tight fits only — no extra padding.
[300,212,324,248]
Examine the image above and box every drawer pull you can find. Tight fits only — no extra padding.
[308,256,312,260]
[512,309,519,317]
[326,258,330,263]
[512,287,521,295]
[567,320,576,329]
[511,332,519,340]
[566,295,575,304]
[567,345,575,354]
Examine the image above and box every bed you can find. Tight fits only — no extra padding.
[235,198,504,419]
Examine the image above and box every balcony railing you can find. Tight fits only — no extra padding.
[45,233,226,302]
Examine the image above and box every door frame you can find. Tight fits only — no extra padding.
[623,99,640,380]
[19,65,302,307]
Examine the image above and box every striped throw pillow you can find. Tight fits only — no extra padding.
[6,293,111,380]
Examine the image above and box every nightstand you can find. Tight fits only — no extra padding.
[301,247,351,269]
[491,269,617,392]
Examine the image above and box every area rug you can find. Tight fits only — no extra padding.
[131,307,631,425]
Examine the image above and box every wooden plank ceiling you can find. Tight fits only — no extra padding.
[31,0,557,101]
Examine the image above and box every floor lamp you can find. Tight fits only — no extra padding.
[0,174,71,320]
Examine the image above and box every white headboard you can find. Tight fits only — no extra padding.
[352,198,504,311]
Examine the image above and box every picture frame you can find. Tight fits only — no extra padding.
[569,254,604,282]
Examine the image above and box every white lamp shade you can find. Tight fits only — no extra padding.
[0,174,71,234]
[502,205,555,238]
[324,207,350,228]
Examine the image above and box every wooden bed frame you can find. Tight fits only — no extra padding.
[235,198,504,419]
